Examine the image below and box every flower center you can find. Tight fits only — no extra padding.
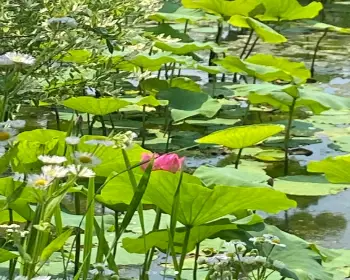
[0,132,10,141]
[35,179,48,187]
[79,156,92,164]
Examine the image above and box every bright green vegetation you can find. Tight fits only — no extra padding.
[1,0,350,279]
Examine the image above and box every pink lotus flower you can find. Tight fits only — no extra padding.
[141,152,185,173]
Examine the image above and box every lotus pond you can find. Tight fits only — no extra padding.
[3,0,350,279]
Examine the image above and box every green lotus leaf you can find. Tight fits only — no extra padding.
[246,54,311,83]
[62,97,131,115]
[145,23,193,42]
[256,0,323,21]
[273,175,348,196]
[194,165,271,187]
[144,171,296,226]
[148,7,212,23]
[154,41,218,55]
[78,136,147,177]
[308,154,350,183]
[123,218,243,254]
[170,77,201,92]
[247,85,350,114]
[0,249,18,263]
[58,49,92,64]
[135,96,169,107]
[119,52,194,71]
[229,15,287,43]
[309,21,350,33]
[196,124,284,149]
[182,0,262,17]
[158,88,222,122]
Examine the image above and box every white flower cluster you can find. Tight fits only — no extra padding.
[0,224,29,238]
[0,52,35,67]
[47,17,78,28]
[112,131,138,149]
[0,120,26,156]
[249,234,287,247]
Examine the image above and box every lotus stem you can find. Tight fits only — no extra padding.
[208,21,223,82]
[178,226,192,278]
[177,20,189,77]
[284,98,297,176]
[141,105,146,148]
[99,115,107,136]
[245,37,259,59]
[311,29,328,78]
[240,29,254,59]
[193,243,200,280]
[234,102,251,169]
[53,105,61,130]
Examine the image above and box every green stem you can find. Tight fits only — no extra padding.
[1,91,9,122]
[234,103,251,169]
[193,243,200,280]
[284,98,296,176]
[245,37,259,59]
[113,211,119,257]
[178,226,192,277]
[311,29,328,78]
[208,21,223,82]
[141,105,146,148]
[99,115,107,136]
[53,105,61,130]
[73,193,81,276]
[240,29,254,59]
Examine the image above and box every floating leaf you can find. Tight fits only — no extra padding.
[194,165,270,187]
[256,0,323,21]
[309,21,350,34]
[308,155,350,183]
[62,97,130,115]
[182,0,261,17]
[170,77,201,92]
[229,15,287,43]
[158,88,221,122]
[196,124,284,149]
[154,41,218,55]
[148,7,214,23]
[273,175,348,196]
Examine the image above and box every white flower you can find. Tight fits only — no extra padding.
[225,241,246,254]
[73,152,101,167]
[27,174,54,189]
[13,172,25,182]
[113,130,138,149]
[67,164,95,178]
[4,52,35,66]
[41,165,68,178]
[273,260,286,270]
[38,155,67,165]
[47,17,78,28]
[85,139,114,147]
[85,86,97,97]
[249,237,265,245]
[0,55,14,66]
[239,256,256,265]
[255,256,267,264]
[263,234,286,247]
[0,128,17,146]
[65,136,81,145]
[207,254,229,265]
[7,120,26,129]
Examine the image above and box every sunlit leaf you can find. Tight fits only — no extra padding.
[182,0,262,17]
[0,249,18,263]
[309,21,350,34]
[58,49,92,64]
[148,6,214,23]
[229,15,287,43]
[144,171,296,226]
[196,124,284,149]
[136,96,168,107]
[62,97,130,115]
[256,0,323,21]
[154,41,218,55]
[274,175,348,196]
[308,154,350,183]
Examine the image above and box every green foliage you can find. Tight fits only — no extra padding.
[196,124,284,149]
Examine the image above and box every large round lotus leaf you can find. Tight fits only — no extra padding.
[256,0,323,21]
[62,97,131,115]
[196,124,284,149]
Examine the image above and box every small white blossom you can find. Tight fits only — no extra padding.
[27,174,54,189]
[41,165,68,178]
[273,260,286,270]
[85,86,97,97]
[38,155,67,165]
[7,120,26,129]
[249,237,265,245]
[263,234,286,247]
[0,128,17,146]
[255,256,267,264]
[225,241,246,254]
[238,256,256,265]
[67,164,96,178]
[73,151,101,167]
[0,55,14,66]
[85,139,114,147]
[113,131,137,149]
[47,17,78,28]
[3,52,35,66]
[207,254,229,265]
[13,172,25,182]
[65,136,81,145]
